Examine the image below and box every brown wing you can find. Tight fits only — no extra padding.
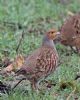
[35,46,58,75]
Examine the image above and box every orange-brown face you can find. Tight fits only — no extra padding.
[47,29,60,40]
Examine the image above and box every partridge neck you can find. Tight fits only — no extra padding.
[42,35,55,48]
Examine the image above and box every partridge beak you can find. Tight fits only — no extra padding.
[54,32,61,41]
[56,32,61,35]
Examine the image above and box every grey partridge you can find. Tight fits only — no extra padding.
[16,29,60,90]
[60,13,80,53]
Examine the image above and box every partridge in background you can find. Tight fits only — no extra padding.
[16,29,60,90]
[60,13,80,53]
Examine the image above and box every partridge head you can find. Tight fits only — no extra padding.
[16,29,60,90]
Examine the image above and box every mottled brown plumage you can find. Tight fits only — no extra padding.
[60,13,80,53]
[16,29,60,90]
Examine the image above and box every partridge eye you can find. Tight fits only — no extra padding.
[51,32,54,34]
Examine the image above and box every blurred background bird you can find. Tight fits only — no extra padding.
[15,29,60,90]
[60,12,80,54]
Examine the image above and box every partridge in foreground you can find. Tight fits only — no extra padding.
[16,29,60,90]
[60,13,80,53]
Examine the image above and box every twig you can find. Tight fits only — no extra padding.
[11,77,26,90]
[16,30,25,53]
[66,87,76,100]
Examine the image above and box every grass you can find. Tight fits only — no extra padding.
[0,0,80,100]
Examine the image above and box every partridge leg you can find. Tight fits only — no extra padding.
[76,48,80,55]
[31,79,38,90]
[70,46,77,53]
